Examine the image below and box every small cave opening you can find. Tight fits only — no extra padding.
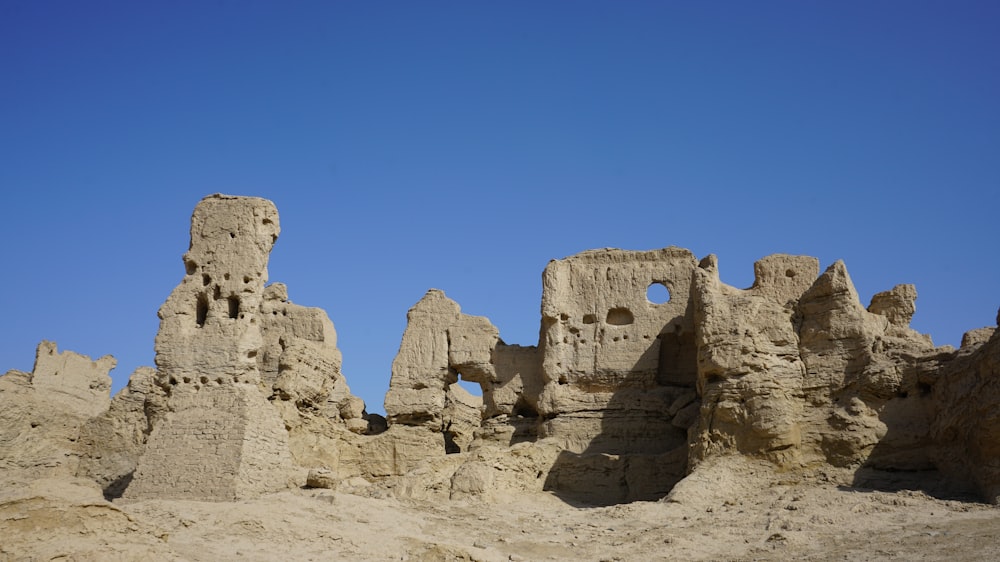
[647,282,671,304]
[228,295,240,319]
[606,307,634,326]
[512,397,539,419]
[196,294,209,327]
[443,425,461,454]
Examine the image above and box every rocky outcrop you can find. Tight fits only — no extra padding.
[689,255,941,479]
[383,246,999,505]
[260,281,375,477]
[0,342,115,479]
[76,366,168,498]
[689,254,818,466]
[4,194,998,509]
[384,290,495,441]
[927,327,1000,503]
[120,196,296,499]
[0,476,176,560]
[118,194,378,499]
[534,248,701,504]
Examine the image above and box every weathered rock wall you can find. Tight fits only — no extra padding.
[124,384,296,501]
[382,245,998,505]
[123,195,300,500]
[76,366,167,498]
[4,193,998,508]
[534,248,700,503]
[927,326,1000,503]
[689,254,818,466]
[688,254,940,479]
[0,342,115,479]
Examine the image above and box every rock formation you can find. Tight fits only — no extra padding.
[2,193,998,512]
[0,341,115,479]
[380,247,1000,506]
[926,326,1000,503]
[121,194,369,500]
[122,195,298,500]
[76,366,167,498]
[535,248,700,503]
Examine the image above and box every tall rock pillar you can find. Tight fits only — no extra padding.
[124,194,298,500]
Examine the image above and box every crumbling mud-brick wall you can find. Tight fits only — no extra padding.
[123,384,296,500]
[535,248,702,503]
[0,341,115,479]
[384,244,1000,506]
[124,195,299,500]
[9,193,999,508]
[383,248,706,504]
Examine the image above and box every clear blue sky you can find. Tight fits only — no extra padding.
[2,1,998,414]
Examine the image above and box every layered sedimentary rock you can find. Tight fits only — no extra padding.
[385,290,494,430]
[0,342,115,479]
[371,290,497,475]
[260,281,373,475]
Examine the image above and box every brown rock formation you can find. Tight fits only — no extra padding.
[76,366,168,498]
[4,194,998,511]
[383,246,999,505]
[927,328,1000,503]
[123,195,299,500]
[0,341,115,479]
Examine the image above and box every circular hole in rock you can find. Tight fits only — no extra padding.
[647,282,671,304]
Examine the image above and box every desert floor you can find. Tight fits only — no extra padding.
[4,469,999,562]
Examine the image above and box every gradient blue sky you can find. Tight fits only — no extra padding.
[3,1,998,413]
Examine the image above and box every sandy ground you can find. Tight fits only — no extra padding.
[4,470,999,562]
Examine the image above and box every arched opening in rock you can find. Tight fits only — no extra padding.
[227,295,240,319]
[453,377,483,398]
[196,294,209,327]
[647,282,671,304]
[444,373,485,455]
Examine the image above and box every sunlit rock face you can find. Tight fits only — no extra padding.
[5,193,999,509]
[534,248,701,503]
[0,341,115,480]
[124,195,299,500]
[384,243,999,506]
